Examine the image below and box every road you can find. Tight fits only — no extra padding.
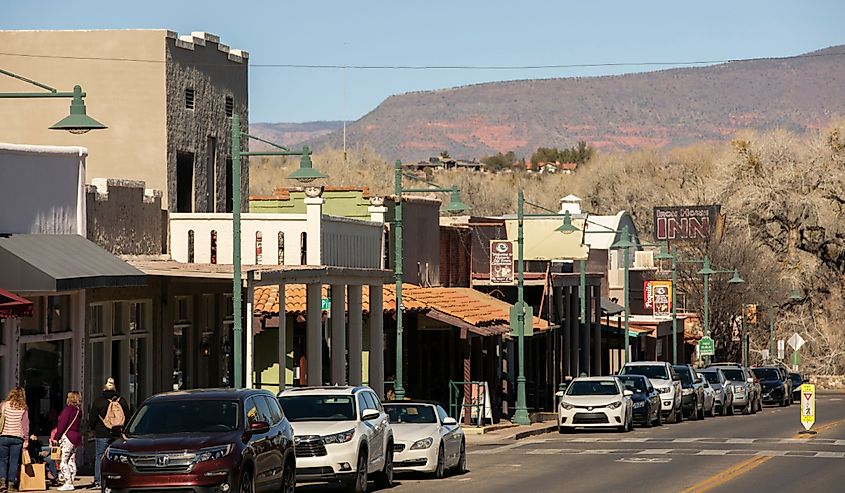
[383,392,845,493]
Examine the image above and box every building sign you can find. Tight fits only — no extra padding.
[644,280,672,318]
[653,205,721,242]
[490,240,514,285]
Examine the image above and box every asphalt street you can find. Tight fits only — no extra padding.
[378,392,845,493]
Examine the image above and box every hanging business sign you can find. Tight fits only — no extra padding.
[490,240,515,285]
[644,280,673,318]
[653,205,721,242]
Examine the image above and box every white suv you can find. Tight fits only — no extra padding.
[619,361,683,423]
[278,386,394,492]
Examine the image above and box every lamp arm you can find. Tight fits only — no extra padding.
[0,68,58,93]
[241,133,293,152]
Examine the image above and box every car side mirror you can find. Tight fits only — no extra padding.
[673,376,681,382]
[249,421,270,433]
[362,409,380,421]
[623,389,633,397]
[555,390,564,398]
[746,377,754,384]
[442,417,458,426]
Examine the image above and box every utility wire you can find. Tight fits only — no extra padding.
[0,50,843,70]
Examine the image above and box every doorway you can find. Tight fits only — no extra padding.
[176,152,195,212]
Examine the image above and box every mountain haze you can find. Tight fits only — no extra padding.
[302,45,845,160]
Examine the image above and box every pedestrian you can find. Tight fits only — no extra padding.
[88,378,128,490]
[0,387,29,492]
[26,434,58,486]
[52,391,82,492]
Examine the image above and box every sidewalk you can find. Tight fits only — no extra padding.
[464,420,557,445]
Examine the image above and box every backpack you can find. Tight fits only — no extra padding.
[100,397,125,429]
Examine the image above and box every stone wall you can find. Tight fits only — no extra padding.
[165,31,249,213]
[86,178,166,255]
[809,375,845,390]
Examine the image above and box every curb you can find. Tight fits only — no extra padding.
[512,423,557,440]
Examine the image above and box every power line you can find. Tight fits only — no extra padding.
[0,50,843,71]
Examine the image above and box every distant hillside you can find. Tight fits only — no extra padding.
[305,45,845,160]
[249,121,344,150]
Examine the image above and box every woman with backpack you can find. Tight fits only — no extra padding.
[89,378,128,490]
[52,391,82,492]
[0,387,29,492]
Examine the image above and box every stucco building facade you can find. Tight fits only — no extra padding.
[0,29,249,212]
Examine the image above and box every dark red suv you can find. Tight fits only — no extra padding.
[101,389,295,493]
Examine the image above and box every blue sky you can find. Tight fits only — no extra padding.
[4,1,844,123]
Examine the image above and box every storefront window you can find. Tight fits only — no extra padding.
[88,341,105,408]
[113,301,126,335]
[129,301,149,333]
[21,340,66,435]
[89,304,105,336]
[129,337,149,411]
[47,295,71,334]
[20,297,44,336]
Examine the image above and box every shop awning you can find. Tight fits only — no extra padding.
[0,234,146,291]
[601,297,625,316]
[0,288,33,318]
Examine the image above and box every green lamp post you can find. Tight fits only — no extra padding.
[610,226,636,364]
[695,256,744,365]
[654,244,680,364]
[1,68,106,132]
[230,114,325,388]
[393,160,469,400]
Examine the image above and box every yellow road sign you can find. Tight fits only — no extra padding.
[800,383,815,430]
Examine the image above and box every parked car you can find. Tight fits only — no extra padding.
[789,372,806,402]
[102,389,296,493]
[619,361,683,423]
[776,364,795,404]
[618,374,662,427]
[556,377,634,433]
[698,368,735,416]
[383,401,465,478]
[697,371,716,417]
[278,386,393,493]
[673,365,706,420]
[711,363,758,414]
[753,366,792,407]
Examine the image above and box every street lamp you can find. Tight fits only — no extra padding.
[654,244,680,364]
[393,160,469,400]
[1,68,106,133]
[230,114,324,388]
[610,226,636,365]
[692,256,744,365]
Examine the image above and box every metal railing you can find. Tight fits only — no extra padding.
[448,380,488,427]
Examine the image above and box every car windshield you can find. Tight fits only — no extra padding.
[753,368,781,381]
[127,400,239,435]
[278,395,355,422]
[790,374,802,386]
[701,372,721,385]
[567,380,620,396]
[620,365,669,380]
[384,404,437,424]
[619,377,648,393]
[721,368,745,381]
[673,366,694,385]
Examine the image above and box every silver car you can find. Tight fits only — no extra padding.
[715,365,757,415]
[699,368,734,416]
[697,371,716,417]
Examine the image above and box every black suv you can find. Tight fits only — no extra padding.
[102,389,296,493]
[673,365,706,420]
[753,366,792,407]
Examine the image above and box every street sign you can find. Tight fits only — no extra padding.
[801,383,815,431]
[778,339,785,360]
[509,301,534,337]
[321,298,331,311]
[698,336,715,356]
[761,349,770,360]
[788,333,805,351]
[490,240,515,285]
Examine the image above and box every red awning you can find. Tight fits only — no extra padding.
[0,288,33,318]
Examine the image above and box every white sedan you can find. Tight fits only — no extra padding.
[383,401,466,478]
[556,377,634,433]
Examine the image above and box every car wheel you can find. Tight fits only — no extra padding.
[780,395,788,407]
[675,405,683,423]
[452,440,467,475]
[655,408,663,426]
[240,468,254,493]
[374,443,394,489]
[434,444,445,479]
[727,402,735,415]
[281,457,296,493]
[643,405,652,428]
[689,398,698,421]
[348,450,368,493]
[697,401,705,420]
[707,402,715,417]
[743,400,751,415]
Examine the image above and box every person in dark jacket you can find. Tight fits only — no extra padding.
[88,378,129,489]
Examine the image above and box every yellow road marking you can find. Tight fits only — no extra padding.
[680,417,845,493]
